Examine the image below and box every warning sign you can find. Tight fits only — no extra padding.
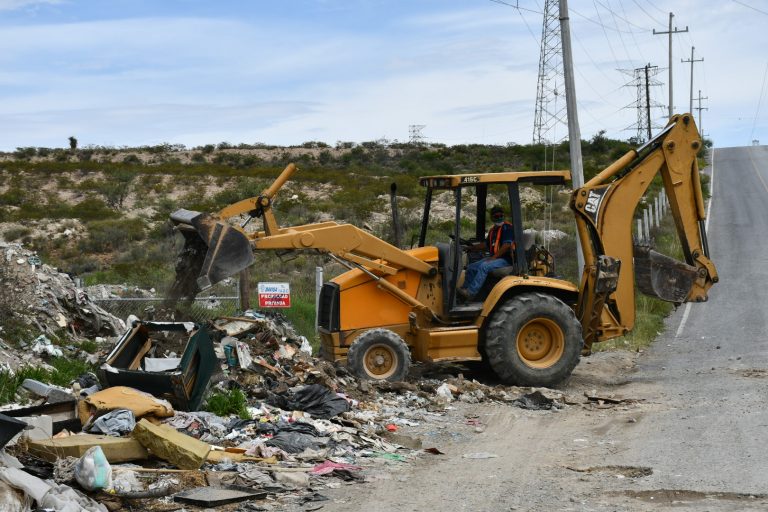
[257,282,291,308]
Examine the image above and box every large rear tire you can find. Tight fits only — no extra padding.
[347,329,411,382]
[485,292,582,387]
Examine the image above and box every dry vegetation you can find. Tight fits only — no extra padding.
[0,134,708,340]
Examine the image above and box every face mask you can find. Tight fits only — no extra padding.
[493,220,503,226]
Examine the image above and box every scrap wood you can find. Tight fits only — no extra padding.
[584,392,641,404]
[253,356,287,376]
[205,450,278,464]
[258,465,314,472]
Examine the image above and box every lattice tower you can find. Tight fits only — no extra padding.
[532,0,566,145]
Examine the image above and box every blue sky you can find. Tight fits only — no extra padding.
[0,0,765,150]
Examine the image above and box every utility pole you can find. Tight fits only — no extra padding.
[653,12,688,118]
[682,46,703,113]
[694,89,708,134]
[558,0,584,273]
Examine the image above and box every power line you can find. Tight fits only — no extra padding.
[592,0,652,31]
[645,0,668,17]
[632,0,664,25]
[572,30,621,87]
[570,6,647,34]
[601,0,634,65]
[617,0,648,64]
[591,0,622,71]
[488,0,542,15]
[732,0,768,16]
[751,62,768,143]
[487,0,541,45]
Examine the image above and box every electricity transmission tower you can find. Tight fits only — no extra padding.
[621,63,663,143]
[408,125,426,145]
[532,0,567,144]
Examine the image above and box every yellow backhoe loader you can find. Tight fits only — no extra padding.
[170,113,717,386]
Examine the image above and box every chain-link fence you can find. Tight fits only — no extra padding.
[93,295,241,324]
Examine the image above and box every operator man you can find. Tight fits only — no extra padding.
[458,205,515,301]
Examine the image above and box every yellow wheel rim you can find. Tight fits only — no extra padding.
[516,318,565,369]
[363,344,398,379]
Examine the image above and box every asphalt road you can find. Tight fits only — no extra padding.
[619,145,768,493]
[324,145,768,512]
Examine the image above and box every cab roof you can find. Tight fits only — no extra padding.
[419,170,571,189]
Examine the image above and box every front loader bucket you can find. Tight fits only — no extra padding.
[633,245,698,303]
[170,209,254,295]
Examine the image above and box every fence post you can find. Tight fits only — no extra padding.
[238,269,251,311]
[315,267,323,333]
[636,218,643,243]
[643,209,650,241]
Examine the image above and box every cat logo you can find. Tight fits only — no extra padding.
[583,188,607,224]
[585,190,601,213]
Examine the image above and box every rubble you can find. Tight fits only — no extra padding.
[0,243,124,345]
[0,301,607,510]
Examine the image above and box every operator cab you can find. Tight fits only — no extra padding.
[417,171,570,319]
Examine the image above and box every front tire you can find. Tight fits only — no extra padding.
[347,329,411,382]
[485,292,582,387]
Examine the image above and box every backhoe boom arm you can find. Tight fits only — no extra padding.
[571,114,718,348]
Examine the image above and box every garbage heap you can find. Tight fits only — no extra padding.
[0,309,569,511]
[0,243,124,345]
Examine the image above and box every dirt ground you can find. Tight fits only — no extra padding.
[318,340,767,512]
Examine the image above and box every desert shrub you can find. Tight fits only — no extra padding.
[3,227,31,241]
[70,198,120,221]
[81,217,146,253]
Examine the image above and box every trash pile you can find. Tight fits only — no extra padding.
[0,243,124,345]
[0,307,576,511]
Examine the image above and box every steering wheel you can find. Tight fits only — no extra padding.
[448,234,471,245]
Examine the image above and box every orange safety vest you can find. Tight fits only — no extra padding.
[489,221,515,256]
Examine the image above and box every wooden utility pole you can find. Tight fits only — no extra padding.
[695,89,708,134]
[653,12,688,118]
[682,46,704,113]
[559,0,584,273]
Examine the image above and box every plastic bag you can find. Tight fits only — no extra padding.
[74,446,112,491]
[267,384,350,419]
[436,383,454,403]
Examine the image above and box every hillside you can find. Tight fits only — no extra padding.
[0,134,640,338]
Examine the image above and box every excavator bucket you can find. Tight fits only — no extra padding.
[633,245,698,303]
[170,209,254,295]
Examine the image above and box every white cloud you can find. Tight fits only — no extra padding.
[0,0,61,11]
[0,1,764,148]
